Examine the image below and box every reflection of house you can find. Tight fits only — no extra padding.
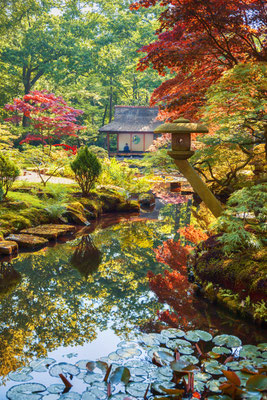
[99,106,162,156]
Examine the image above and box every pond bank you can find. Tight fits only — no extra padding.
[190,235,267,325]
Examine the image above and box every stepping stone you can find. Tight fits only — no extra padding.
[21,224,76,240]
[5,234,49,249]
[0,240,18,255]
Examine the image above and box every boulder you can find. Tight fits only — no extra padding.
[63,202,90,226]
[5,234,49,249]
[21,224,76,240]
[0,240,18,255]
[138,193,155,208]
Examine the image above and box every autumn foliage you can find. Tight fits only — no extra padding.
[130,0,266,120]
[5,90,85,146]
[179,225,209,245]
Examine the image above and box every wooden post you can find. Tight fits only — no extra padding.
[172,158,224,218]
[107,133,110,156]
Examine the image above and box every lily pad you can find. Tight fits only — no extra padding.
[83,373,103,384]
[110,367,131,385]
[194,330,213,342]
[161,329,185,339]
[58,393,81,400]
[166,338,191,350]
[179,347,194,355]
[151,381,175,394]
[184,330,200,342]
[49,362,80,377]
[158,366,173,378]
[211,347,231,355]
[257,343,267,351]
[116,348,142,359]
[194,380,205,392]
[147,346,162,359]
[47,384,65,394]
[194,372,212,382]
[108,352,121,362]
[126,382,149,397]
[240,345,261,359]
[140,334,161,347]
[246,375,267,391]
[206,379,222,393]
[8,367,33,382]
[75,360,93,370]
[213,334,242,348]
[204,361,223,375]
[43,395,58,400]
[179,355,199,365]
[6,383,46,400]
[30,358,56,372]
[156,350,174,363]
[117,341,138,348]
[82,388,107,399]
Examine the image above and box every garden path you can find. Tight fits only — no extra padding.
[17,171,75,185]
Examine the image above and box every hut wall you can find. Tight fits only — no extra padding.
[118,134,131,151]
[145,134,154,150]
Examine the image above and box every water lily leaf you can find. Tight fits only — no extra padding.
[130,367,147,377]
[225,361,241,371]
[83,373,103,384]
[126,382,149,397]
[213,335,241,348]
[156,350,174,363]
[151,382,175,395]
[257,343,267,351]
[147,346,162,359]
[49,363,80,377]
[30,358,56,372]
[75,360,93,370]
[212,347,231,355]
[179,347,194,355]
[204,361,223,375]
[58,393,81,400]
[47,384,65,394]
[8,367,33,382]
[166,338,191,350]
[179,355,199,365]
[6,383,46,400]
[108,352,121,362]
[206,396,231,400]
[206,379,222,393]
[194,330,213,341]
[110,367,130,385]
[261,352,267,359]
[116,348,142,359]
[43,395,58,400]
[117,341,138,349]
[240,345,261,359]
[158,366,173,378]
[76,372,87,380]
[222,370,241,386]
[194,372,212,382]
[161,329,185,339]
[170,360,189,372]
[184,331,200,342]
[246,375,267,391]
[243,391,263,399]
[109,395,136,399]
[82,388,107,399]
[140,334,161,347]
[194,381,205,393]
[124,359,149,369]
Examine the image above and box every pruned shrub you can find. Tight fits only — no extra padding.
[0,154,20,198]
[70,146,101,195]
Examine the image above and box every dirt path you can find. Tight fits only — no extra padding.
[17,171,75,185]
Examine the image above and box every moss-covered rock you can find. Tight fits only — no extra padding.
[138,193,155,208]
[63,202,89,225]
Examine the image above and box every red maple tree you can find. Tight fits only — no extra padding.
[130,0,266,120]
[5,90,85,147]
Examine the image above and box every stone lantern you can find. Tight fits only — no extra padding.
[154,117,208,159]
[154,117,223,218]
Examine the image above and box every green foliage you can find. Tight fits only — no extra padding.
[142,149,176,174]
[253,301,267,322]
[99,158,151,196]
[0,185,4,202]
[0,153,20,197]
[71,146,102,195]
[214,183,267,254]
[87,145,108,159]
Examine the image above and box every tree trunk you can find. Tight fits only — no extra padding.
[109,77,113,123]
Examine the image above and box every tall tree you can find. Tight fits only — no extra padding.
[130,0,266,119]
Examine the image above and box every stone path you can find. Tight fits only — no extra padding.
[17,171,75,185]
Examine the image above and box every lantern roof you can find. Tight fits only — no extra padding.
[154,117,208,134]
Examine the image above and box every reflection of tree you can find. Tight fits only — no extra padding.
[70,235,102,278]
[0,262,21,301]
[0,205,183,380]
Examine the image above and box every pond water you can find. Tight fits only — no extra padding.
[0,199,266,397]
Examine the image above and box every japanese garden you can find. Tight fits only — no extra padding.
[0,0,266,399]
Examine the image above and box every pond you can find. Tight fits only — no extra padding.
[0,198,266,398]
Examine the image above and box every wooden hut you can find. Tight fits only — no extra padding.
[99,106,162,156]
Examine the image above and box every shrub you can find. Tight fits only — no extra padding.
[70,146,101,195]
[0,154,20,197]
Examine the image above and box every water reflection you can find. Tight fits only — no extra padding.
[0,201,265,391]
[70,235,102,278]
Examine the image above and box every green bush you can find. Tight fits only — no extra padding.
[0,184,4,202]
[0,153,20,198]
[70,146,101,195]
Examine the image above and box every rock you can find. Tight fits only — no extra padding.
[21,224,76,240]
[5,234,49,249]
[138,193,155,208]
[63,202,90,226]
[0,240,18,255]
[116,200,140,213]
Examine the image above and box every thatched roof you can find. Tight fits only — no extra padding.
[99,106,162,133]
